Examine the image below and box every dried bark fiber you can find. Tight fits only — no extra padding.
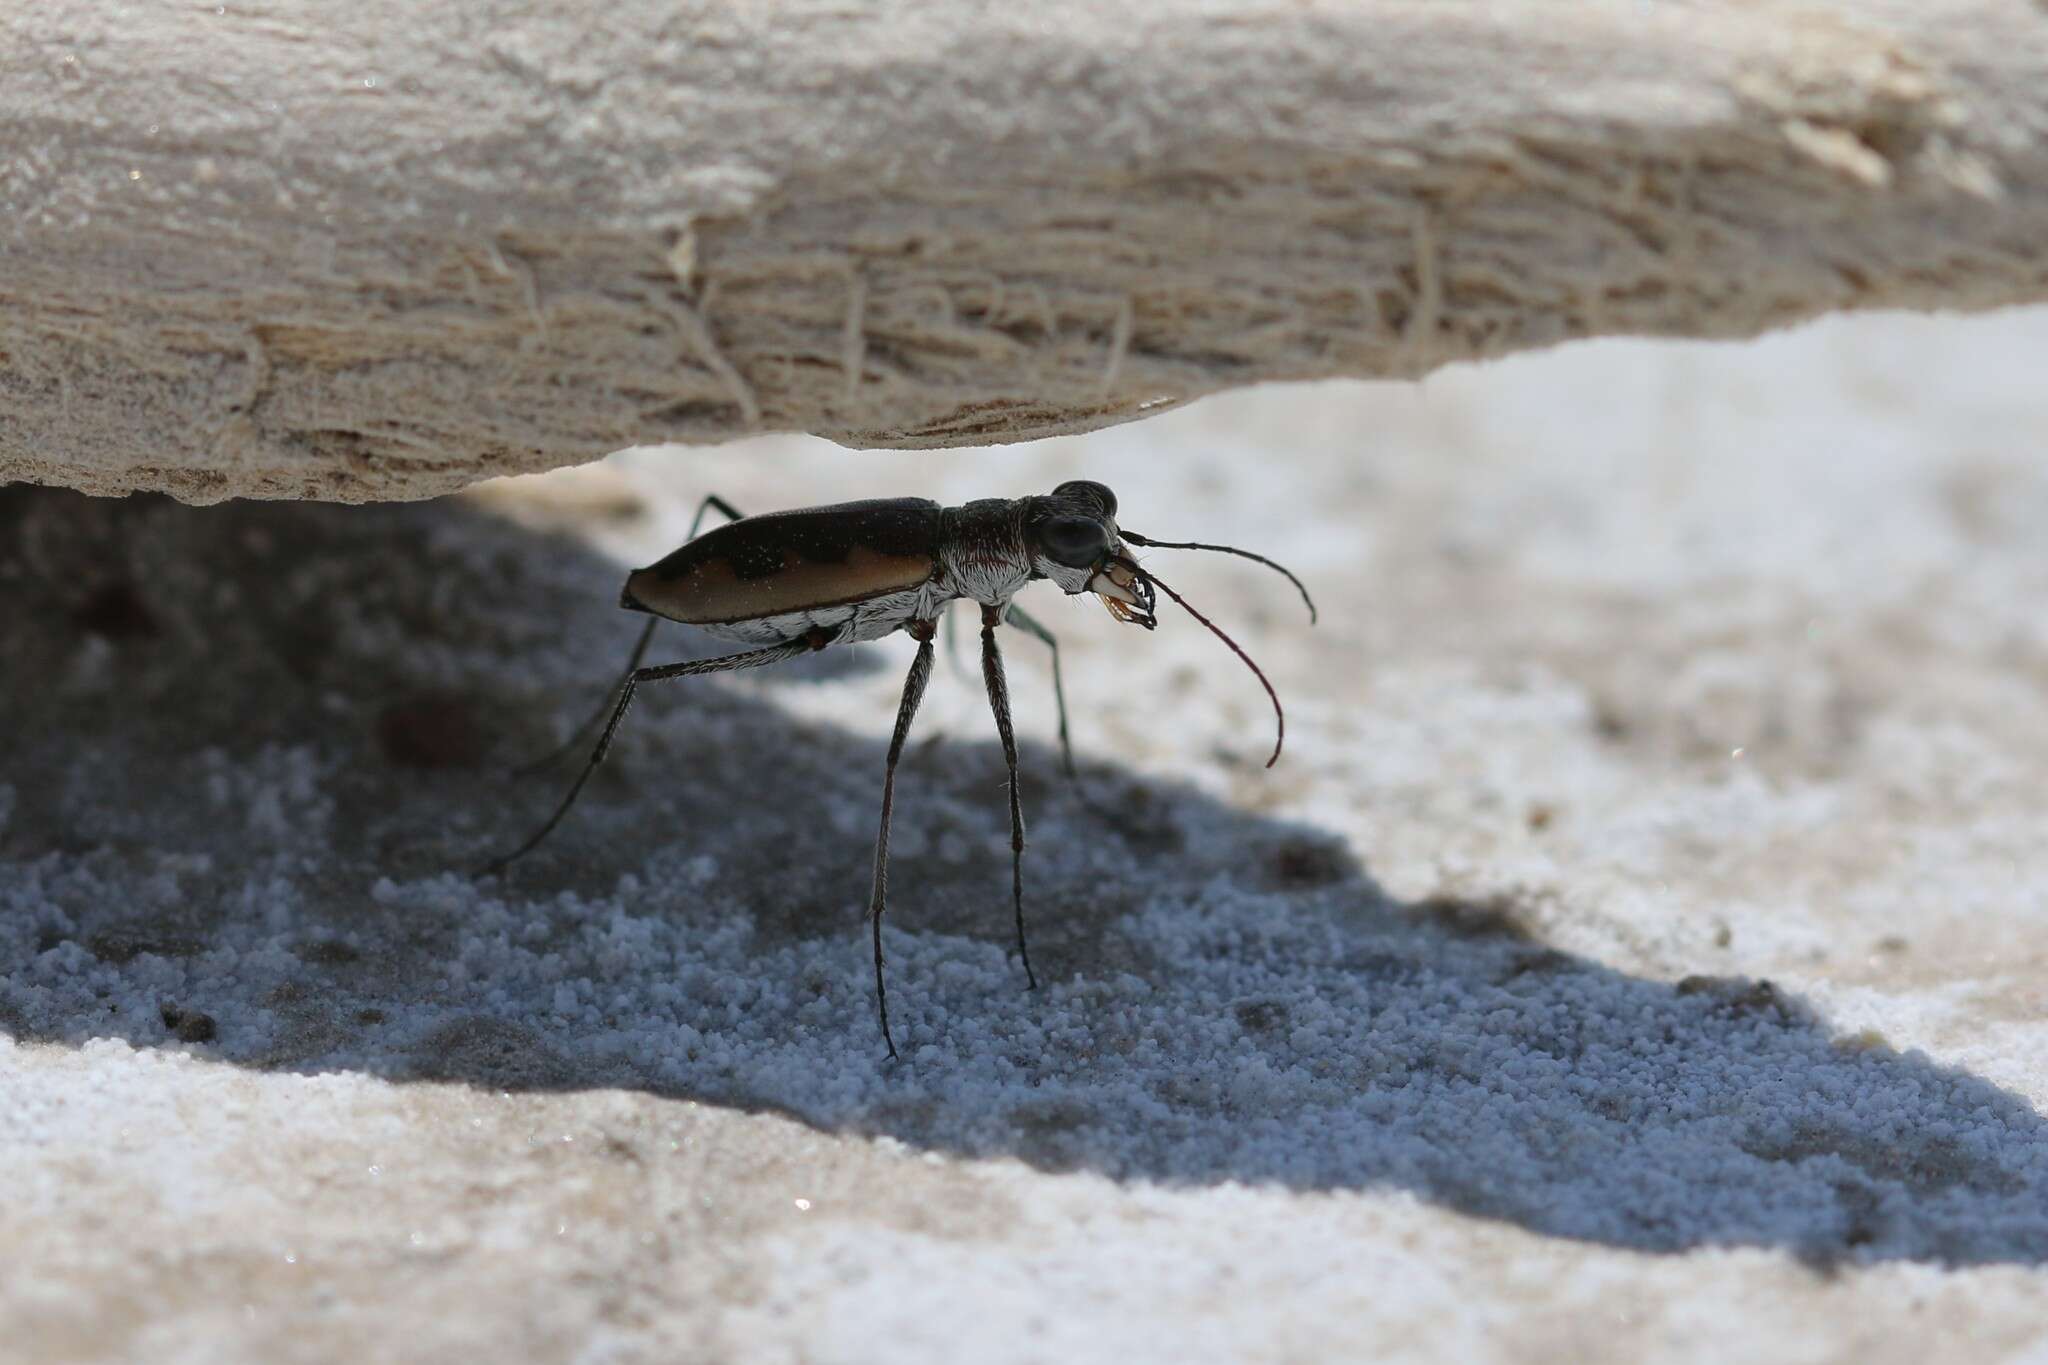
[6,1,2048,503]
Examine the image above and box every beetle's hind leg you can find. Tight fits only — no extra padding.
[514,493,746,776]
[685,494,746,533]
[980,605,1038,992]
[513,616,658,777]
[870,618,940,1059]
[477,633,813,878]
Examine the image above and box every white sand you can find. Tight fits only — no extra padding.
[8,307,2048,1360]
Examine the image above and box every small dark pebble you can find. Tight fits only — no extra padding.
[1676,975,1789,1019]
[1234,1000,1289,1033]
[159,1003,218,1044]
[91,930,202,964]
[72,580,159,640]
[1591,702,1630,742]
[1413,895,1531,942]
[376,693,487,769]
[1268,838,1353,890]
[1498,948,1572,983]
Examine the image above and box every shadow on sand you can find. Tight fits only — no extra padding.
[4,485,2047,1269]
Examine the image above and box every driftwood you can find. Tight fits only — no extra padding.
[5,0,2047,503]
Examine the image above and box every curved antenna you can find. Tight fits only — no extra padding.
[1138,567,1287,768]
[1120,531,1316,624]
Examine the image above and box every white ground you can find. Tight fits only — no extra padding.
[7,307,2048,1361]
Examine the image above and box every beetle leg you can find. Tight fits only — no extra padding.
[871,618,939,1059]
[515,494,749,776]
[980,604,1038,993]
[1002,602,1141,835]
[1000,603,1074,778]
[940,601,975,683]
[513,616,658,777]
[687,494,746,534]
[478,634,812,877]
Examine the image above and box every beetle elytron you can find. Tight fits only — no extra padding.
[481,480,1314,1057]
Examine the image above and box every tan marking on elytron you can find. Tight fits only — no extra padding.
[628,545,937,626]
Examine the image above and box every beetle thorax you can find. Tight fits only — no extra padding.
[937,499,1034,605]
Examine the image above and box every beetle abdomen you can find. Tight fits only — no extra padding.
[622,498,942,626]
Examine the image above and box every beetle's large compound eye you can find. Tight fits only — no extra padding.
[1038,514,1110,569]
[1051,480,1117,517]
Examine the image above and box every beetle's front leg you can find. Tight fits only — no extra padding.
[869,617,939,1059]
[980,604,1037,991]
[1003,602,1142,836]
[1001,602,1074,778]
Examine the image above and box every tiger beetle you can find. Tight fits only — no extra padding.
[479,480,1316,1058]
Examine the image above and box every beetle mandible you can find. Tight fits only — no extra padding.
[479,480,1315,1058]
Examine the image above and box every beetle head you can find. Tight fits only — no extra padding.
[1029,489,1318,768]
[1025,480,1156,629]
